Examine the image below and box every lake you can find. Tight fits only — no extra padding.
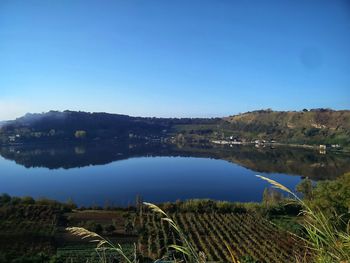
[0,142,349,206]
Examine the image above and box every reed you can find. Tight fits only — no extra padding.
[256,175,350,263]
[66,227,138,263]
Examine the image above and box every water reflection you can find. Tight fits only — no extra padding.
[0,142,349,180]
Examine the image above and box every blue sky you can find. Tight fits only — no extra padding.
[0,0,349,120]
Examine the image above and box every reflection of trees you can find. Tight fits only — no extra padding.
[0,142,162,169]
[0,142,349,180]
[172,145,350,180]
[74,146,86,155]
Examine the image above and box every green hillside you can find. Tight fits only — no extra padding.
[173,109,350,148]
[223,109,350,146]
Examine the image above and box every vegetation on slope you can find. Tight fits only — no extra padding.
[223,109,350,146]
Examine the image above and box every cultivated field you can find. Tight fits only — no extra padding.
[139,212,307,262]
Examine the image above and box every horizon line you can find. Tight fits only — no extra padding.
[2,107,349,122]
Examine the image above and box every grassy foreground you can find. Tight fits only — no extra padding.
[65,176,350,263]
[1,174,350,263]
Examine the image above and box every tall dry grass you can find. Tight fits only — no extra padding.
[66,227,138,263]
[257,175,350,263]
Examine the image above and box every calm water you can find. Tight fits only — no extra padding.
[0,142,349,206]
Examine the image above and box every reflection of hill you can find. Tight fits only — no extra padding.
[170,145,350,180]
[0,142,349,179]
[0,142,167,169]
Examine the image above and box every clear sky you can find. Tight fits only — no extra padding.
[0,0,349,120]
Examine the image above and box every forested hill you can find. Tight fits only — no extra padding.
[0,109,349,147]
[0,110,218,143]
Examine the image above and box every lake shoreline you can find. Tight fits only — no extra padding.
[210,140,350,153]
[1,139,350,154]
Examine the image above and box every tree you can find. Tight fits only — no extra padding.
[0,194,11,206]
[262,188,283,207]
[66,197,77,209]
[310,172,350,217]
[85,221,103,234]
[21,196,35,205]
[296,178,313,200]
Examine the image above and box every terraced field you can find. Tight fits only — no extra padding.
[139,212,307,262]
[0,202,307,262]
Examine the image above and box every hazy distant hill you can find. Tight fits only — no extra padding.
[0,109,349,147]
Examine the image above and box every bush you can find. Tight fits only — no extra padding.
[84,221,103,234]
[309,172,350,218]
[104,224,116,233]
[21,196,35,205]
[0,194,11,206]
